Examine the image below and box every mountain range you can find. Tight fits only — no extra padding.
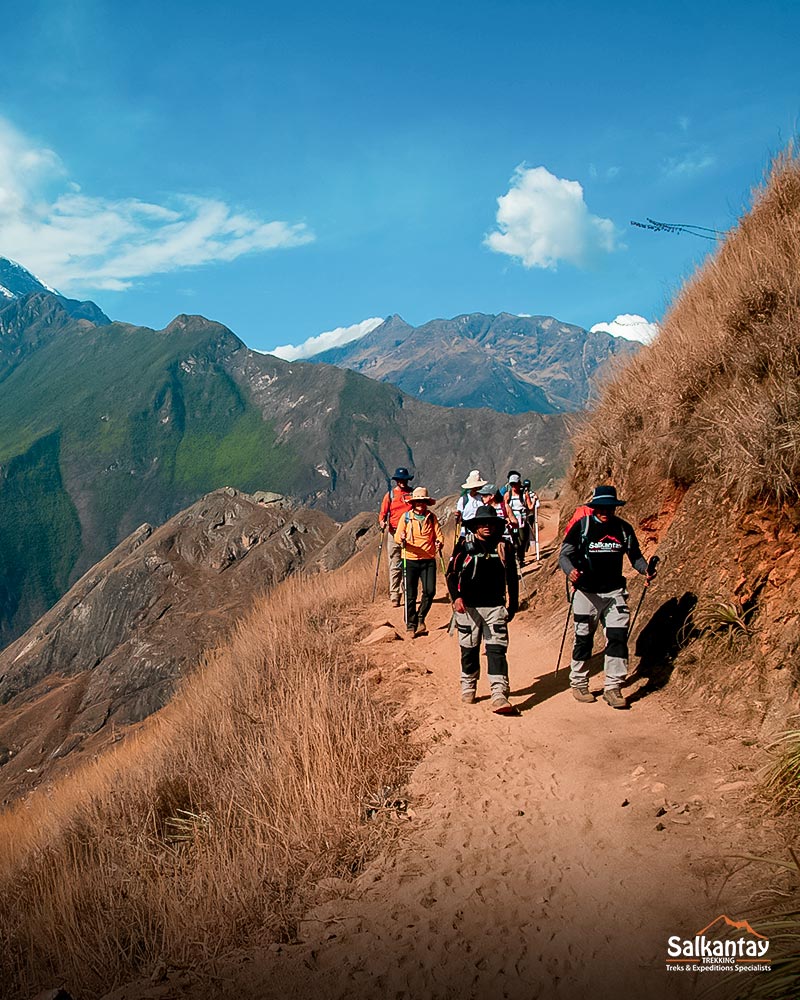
[0,266,570,646]
[310,311,639,413]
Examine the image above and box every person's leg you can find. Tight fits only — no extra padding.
[569,591,601,692]
[387,536,402,604]
[456,607,482,701]
[600,588,630,705]
[478,605,514,712]
[404,559,421,631]
[416,559,436,627]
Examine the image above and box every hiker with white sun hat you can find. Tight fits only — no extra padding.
[454,470,488,538]
[394,486,444,637]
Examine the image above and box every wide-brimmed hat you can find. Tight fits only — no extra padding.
[463,504,502,529]
[478,483,497,496]
[588,485,626,507]
[391,467,414,481]
[409,486,436,505]
[461,470,488,490]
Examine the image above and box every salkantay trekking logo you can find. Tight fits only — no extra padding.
[666,915,771,975]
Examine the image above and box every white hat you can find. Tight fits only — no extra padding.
[461,470,488,490]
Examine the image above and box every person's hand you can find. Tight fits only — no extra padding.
[645,568,657,584]
[436,541,443,552]
[379,520,387,531]
[453,597,466,614]
[568,568,580,585]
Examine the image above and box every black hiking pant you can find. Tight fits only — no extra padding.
[404,558,436,629]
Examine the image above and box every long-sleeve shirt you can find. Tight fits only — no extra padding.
[446,536,519,612]
[379,486,412,531]
[394,510,444,560]
[559,514,648,593]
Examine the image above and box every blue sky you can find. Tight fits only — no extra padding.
[1,0,798,354]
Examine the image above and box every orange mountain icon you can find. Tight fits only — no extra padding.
[695,915,767,940]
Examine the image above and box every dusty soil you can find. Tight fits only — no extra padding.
[103,503,789,1000]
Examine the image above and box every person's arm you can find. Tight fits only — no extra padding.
[433,514,444,550]
[626,526,652,578]
[559,521,582,584]
[394,519,406,546]
[379,492,390,527]
[446,541,465,602]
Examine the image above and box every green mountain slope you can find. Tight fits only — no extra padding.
[0,293,569,646]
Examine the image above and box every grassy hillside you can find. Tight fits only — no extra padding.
[564,148,800,726]
[0,553,414,998]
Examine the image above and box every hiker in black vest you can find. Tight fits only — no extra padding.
[446,505,519,715]
[558,485,656,709]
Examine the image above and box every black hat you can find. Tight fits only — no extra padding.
[463,504,503,529]
[587,485,626,507]
[391,467,414,481]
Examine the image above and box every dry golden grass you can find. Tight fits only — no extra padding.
[572,145,800,508]
[0,552,415,999]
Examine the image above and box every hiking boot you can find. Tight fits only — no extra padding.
[491,694,518,715]
[603,687,627,709]
[391,595,402,607]
[414,619,428,637]
[572,687,595,704]
[461,689,477,705]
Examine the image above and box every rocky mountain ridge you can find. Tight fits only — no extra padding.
[0,488,377,803]
[0,291,568,646]
[310,311,639,413]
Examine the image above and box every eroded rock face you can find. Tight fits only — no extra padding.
[0,489,344,802]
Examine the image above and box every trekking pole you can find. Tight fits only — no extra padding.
[370,524,387,602]
[402,543,409,628]
[629,556,661,634]
[555,587,576,676]
[534,506,540,562]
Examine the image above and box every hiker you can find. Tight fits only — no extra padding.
[455,470,488,536]
[523,478,540,558]
[478,482,504,516]
[378,467,414,606]
[394,487,444,636]
[504,473,530,566]
[558,485,656,709]
[446,505,519,714]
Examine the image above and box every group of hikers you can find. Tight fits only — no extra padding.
[377,467,656,716]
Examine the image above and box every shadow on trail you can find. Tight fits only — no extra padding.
[627,592,697,705]
[511,652,607,713]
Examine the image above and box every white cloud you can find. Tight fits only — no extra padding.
[268,317,384,361]
[485,165,618,270]
[0,117,314,292]
[663,153,716,178]
[590,314,659,344]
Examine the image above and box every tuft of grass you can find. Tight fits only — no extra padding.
[0,552,417,999]
[764,728,800,814]
[688,596,754,646]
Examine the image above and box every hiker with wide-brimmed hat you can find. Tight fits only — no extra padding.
[455,470,488,537]
[378,467,414,606]
[558,485,656,709]
[394,487,444,636]
[445,504,519,714]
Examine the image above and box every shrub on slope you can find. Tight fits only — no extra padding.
[572,148,800,508]
[0,555,413,999]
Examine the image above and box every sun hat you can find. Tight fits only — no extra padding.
[587,485,626,507]
[391,467,414,481]
[463,504,502,529]
[508,473,521,484]
[409,486,436,505]
[461,470,488,490]
[478,483,497,496]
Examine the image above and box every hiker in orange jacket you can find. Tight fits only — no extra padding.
[394,487,444,636]
[378,467,414,606]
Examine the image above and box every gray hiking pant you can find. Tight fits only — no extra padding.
[569,587,630,691]
[455,605,510,698]
[386,534,403,599]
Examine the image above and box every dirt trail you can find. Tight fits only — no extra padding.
[220,506,774,998]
